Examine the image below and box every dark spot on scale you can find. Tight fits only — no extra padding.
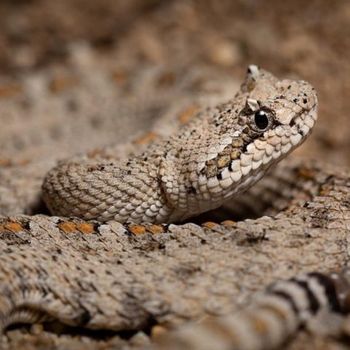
[143,157,148,161]
[293,98,298,103]
[187,186,197,194]
[127,170,131,175]
[241,143,248,153]
[299,129,305,137]
[303,98,308,104]
[287,85,292,89]
[87,164,106,172]
[217,172,223,180]
[228,162,233,171]
[77,309,92,325]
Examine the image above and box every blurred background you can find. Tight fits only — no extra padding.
[0,0,349,166]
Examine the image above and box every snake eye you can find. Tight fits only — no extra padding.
[254,110,270,130]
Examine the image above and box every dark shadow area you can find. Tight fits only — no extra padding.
[6,315,158,341]
[28,198,51,216]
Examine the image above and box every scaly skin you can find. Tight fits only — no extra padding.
[4,65,349,350]
[42,65,317,223]
[156,268,350,350]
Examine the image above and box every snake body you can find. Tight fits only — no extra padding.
[1,65,350,350]
[157,268,350,350]
[42,65,317,223]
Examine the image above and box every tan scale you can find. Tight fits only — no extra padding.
[42,66,318,224]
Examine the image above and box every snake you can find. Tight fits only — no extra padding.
[5,65,348,350]
[42,65,318,224]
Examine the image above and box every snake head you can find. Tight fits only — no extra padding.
[237,65,318,167]
[165,65,318,221]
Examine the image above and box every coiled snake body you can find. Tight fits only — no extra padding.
[2,65,349,350]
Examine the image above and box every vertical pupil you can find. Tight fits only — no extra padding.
[254,110,269,129]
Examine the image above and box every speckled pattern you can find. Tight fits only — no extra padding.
[157,269,350,350]
[0,46,349,350]
[42,66,317,223]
